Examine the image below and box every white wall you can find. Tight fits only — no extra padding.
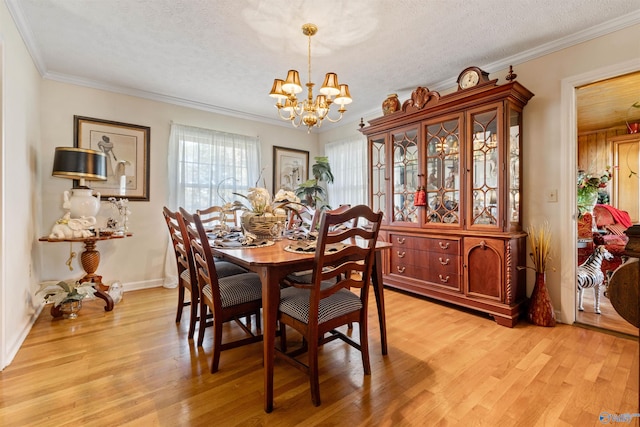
[0,1,42,368]
[38,81,319,288]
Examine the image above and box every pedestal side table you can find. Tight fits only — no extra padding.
[39,232,132,316]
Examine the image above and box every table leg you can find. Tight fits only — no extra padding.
[78,240,114,312]
[260,267,280,413]
[372,250,388,355]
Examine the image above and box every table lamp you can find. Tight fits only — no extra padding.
[52,147,107,218]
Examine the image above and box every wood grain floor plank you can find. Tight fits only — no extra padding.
[0,287,637,426]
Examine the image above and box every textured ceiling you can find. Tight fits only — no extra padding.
[6,0,640,132]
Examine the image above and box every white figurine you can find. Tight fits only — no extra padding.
[49,213,97,239]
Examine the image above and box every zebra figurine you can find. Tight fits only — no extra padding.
[577,245,614,314]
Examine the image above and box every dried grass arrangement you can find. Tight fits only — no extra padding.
[520,222,553,273]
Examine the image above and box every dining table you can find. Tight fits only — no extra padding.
[210,236,392,413]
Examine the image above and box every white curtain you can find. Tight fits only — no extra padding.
[164,123,261,287]
[326,136,368,208]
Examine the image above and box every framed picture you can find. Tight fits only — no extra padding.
[273,146,309,193]
[74,115,150,201]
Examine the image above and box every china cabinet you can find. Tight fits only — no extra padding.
[361,68,534,327]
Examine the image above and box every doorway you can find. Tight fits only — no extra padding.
[575,71,640,337]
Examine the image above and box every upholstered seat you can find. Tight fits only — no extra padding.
[204,272,262,308]
[280,285,362,324]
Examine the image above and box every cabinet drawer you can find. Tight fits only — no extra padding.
[429,255,459,275]
[389,261,430,281]
[428,238,459,255]
[428,270,460,289]
[390,234,429,250]
[390,248,427,267]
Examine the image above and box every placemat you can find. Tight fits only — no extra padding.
[283,242,347,254]
[210,239,275,249]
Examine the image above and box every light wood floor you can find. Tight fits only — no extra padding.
[576,285,639,337]
[1,287,638,426]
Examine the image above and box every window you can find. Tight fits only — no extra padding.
[325,137,367,207]
[168,124,261,212]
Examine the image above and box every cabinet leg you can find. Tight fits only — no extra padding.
[493,315,517,328]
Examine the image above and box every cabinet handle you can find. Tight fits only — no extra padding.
[397,251,406,258]
[438,257,450,265]
[397,237,405,244]
[438,241,450,250]
[397,266,406,273]
[438,274,450,283]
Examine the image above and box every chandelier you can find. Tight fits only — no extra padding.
[269,23,352,132]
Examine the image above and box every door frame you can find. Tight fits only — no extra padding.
[559,58,640,324]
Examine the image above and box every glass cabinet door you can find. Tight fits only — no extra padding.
[391,127,419,224]
[424,117,461,225]
[369,134,388,223]
[469,106,501,228]
[507,107,522,230]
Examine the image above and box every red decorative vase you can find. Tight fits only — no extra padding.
[528,272,556,327]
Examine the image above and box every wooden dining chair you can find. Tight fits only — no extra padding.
[197,205,238,229]
[163,207,248,339]
[283,204,355,287]
[183,210,264,373]
[276,204,383,406]
[286,205,319,231]
[163,206,199,339]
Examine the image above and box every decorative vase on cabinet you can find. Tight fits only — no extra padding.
[382,94,400,115]
[361,67,534,327]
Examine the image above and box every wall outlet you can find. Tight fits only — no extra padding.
[546,189,558,203]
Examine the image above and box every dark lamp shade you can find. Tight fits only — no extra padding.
[52,147,107,182]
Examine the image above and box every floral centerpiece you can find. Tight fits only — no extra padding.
[577,167,611,216]
[231,187,301,238]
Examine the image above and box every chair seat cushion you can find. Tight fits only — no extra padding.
[279,284,362,324]
[203,272,262,308]
[285,270,313,284]
[180,269,191,284]
[215,260,248,278]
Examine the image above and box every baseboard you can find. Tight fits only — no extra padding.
[2,304,44,371]
[122,278,165,292]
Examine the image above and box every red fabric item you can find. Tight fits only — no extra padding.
[595,204,633,228]
[605,223,627,236]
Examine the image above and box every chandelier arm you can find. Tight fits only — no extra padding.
[322,108,346,123]
[291,115,303,128]
[276,107,295,121]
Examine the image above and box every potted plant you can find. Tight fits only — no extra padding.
[37,280,97,319]
[295,156,334,210]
